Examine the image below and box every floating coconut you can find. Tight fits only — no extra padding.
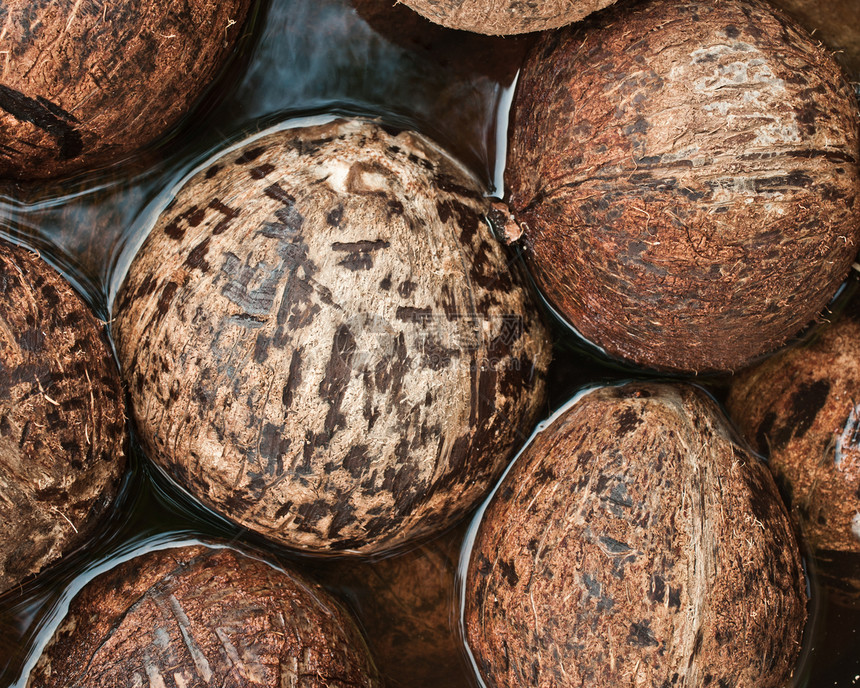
[506,0,860,373]
[312,525,470,687]
[396,0,617,36]
[464,382,807,688]
[727,298,860,556]
[0,239,125,594]
[113,118,550,555]
[0,0,254,180]
[27,544,380,687]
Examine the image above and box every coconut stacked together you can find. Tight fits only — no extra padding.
[5,0,860,683]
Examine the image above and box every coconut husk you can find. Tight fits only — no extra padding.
[506,0,860,374]
[465,382,807,688]
[113,118,551,555]
[0,239,125,594]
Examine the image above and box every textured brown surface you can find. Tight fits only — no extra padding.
[27,544,380,687]
[770,0,860,77]
[114,118,551,554]
[313,526,470,687]
[0,239,125,594]
[397,0,616,36]
[0,0,253,180]
[465,382,807,688]
[507,0,860,374]
[727,301,860,554]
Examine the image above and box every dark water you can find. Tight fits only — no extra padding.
[0,0,859,685]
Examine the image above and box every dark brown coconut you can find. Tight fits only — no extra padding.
[0,240,125,594]
[507,0,860,374]
[312,526,470,687]
[113,118,550,555]
[727,301,860,555]
[0,0,253,180]
[464,382,807,688]
[27,544,380,687]
[397,0,617,36]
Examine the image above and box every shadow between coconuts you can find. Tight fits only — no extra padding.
[455,378,822,688]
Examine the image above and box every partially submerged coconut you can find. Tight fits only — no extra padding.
[27,544,380,687]
[0,0,254,180]
[464,382,807,688]
[0,240,125,594]
[727,299,860,555]
[397,0,617,36]
[113,118,550,555]
[506,0,860,373]
[312,525,470,687]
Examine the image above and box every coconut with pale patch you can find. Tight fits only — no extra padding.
[27,544,380,687]
[727,299,860,555]
[0,0,254,180]
[397,0,617,36]
[0,239,125,594]
[464,382,807,688]
[506,0,860,373]
[113,118,550,555]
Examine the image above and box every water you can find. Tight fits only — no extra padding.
[0,0,858,685]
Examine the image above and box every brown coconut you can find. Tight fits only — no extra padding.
[312,525,470,687]
[0,239,125,594]
[0,0,254,180]
[464,382,807,688]
[113,118,550,555]
[506,0,860,374]
[727,300,860,555]
[27,544,380,687]
[396,0,617,36]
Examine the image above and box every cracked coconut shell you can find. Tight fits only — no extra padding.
[0,0,254,180]
[0,239,125,594]
[464,382,807,688]
[397,0,617,36]
[113,118,550,555]
[27,544,380,687]
[727,297,860,555]
[506,0,860,374]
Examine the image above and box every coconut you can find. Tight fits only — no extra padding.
[113,118,550,555]
[27,544,380,687]
[506,0,860,374]
[727,299,860,555]
[464,382,807,688]
[0,239,125,594]
[396,0,617,36]
[312,525,469,687]
[0,0,254,180]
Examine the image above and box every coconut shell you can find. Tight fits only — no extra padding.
[507,0,860,374]
[726,301,860,555]
[0,239,125,594]
[0,0,254,180]
[113,118,550,555]
[312,526,470,687]
[27,544,380,687]
[396,0,617,36]
[464,382,807,688]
